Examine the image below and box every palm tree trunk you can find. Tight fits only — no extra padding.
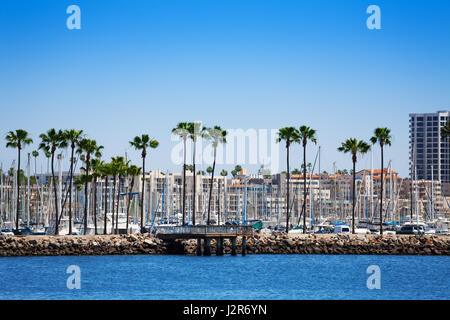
[51,151,59,235]
[303,143,307,234]
[286,145,290,233]
[16,147,21,231]
[34,156,38,226]
[207,149,216,226]
[103,176,109,235]
[127,177,135,233]
[68,145,75,235]
[352,157,356,234]
[380,146,384,235]
[182,137,187,225]
[140,153,146,233]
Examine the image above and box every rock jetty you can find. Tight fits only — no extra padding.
[0,233,449,257]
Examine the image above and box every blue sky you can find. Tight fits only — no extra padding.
[1,0,449,177]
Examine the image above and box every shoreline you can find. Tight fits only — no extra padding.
[1,233,449,257]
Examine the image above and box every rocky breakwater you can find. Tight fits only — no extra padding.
[0,234,167,257]
[1,233,449,257]
[180,233,450,256]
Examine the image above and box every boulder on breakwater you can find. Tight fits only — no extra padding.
[0,233,449,257]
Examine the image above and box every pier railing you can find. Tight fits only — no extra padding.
[155,225,253,237]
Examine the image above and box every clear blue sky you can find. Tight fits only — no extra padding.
[1,0,449,177]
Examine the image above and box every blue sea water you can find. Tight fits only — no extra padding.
[0,255,448,300]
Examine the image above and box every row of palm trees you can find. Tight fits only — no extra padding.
[277,126,393,234]
[5,129,159,235]
[172,122,227,226]
[7,121,450,235]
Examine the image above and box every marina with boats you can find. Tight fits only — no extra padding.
[1,148,449,237]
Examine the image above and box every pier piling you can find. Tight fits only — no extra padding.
[242,236,247,256]
[216,237,224,256]
[196,238,202,256]
[203,238,211,256]
[231,237,237,256]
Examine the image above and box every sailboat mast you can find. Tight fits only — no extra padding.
[318,146,321,224]
[414,153,419,224]
[370,148,374,222]
[430,164,434,221]
[27,153,31,228]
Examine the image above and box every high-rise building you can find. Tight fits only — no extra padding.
[409,110,450,182]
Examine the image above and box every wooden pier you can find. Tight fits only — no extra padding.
[155,225,253,256]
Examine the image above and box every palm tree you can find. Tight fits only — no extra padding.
[338,138,370,233]
[130,134,159,233]
[172,122,190,225]
[298,126,317,234]
[126,165,141,233]
[5,130,33,231]
[203,126,227,225]
[77,138,103,235]
[277,127,299,233]
[39,129,66,235]
[91,158,104,235]
[370,127,392,235]
[188,122,202,225]
[64,129,84,235]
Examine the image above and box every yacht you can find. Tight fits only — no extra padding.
[104,212,141,234]
[436,218,450,235]
[46,218,81,235]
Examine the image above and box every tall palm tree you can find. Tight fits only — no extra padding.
[64,129,84,235]
[370,127,392,235]
[77,138,103,235]
[5,130,33,231]
[299,126,317,234]
[126,165,141,233]
[91,158,104,235]
[277,127,300,233]
[39,129,66,235]
[338,138,370,233]
[172,122,190,225]
[188,122,202,225]
[203,126,227,225]
[130,134,159,233]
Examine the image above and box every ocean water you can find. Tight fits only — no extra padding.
[0,255,448,300]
